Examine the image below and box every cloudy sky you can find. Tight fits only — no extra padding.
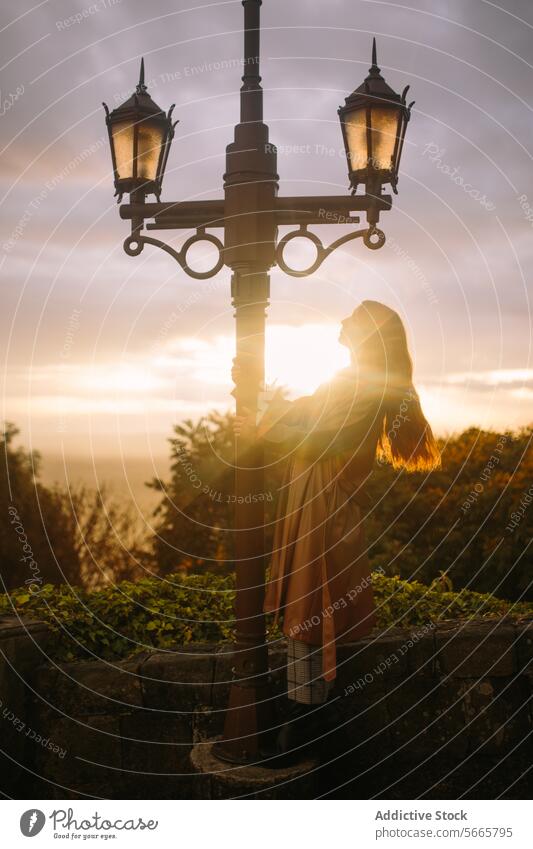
[1,0,532,486]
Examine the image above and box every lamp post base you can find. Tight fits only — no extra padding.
[212,676,273,765]
[191,738,319,799]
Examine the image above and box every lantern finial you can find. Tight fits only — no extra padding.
[369,37,381,76]
[137,58,147,94]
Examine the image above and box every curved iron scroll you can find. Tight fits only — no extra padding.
[124,229,224,280]
[275,224,385,277]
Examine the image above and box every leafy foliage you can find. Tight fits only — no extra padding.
[148,412,234,574]
[1,571,530,663]
[365,427,533,601]
[149,411,280,574]
[0,423,80,591]
[69,485,150,589]
[0,424,150,592]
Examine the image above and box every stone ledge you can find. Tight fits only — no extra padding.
[1,614,532,799]
[140,644,217,711]
[435,619,518,677]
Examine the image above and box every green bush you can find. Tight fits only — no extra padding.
[1,572,531,663]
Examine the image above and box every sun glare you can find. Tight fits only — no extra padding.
[159,323,349,397]
[266,323,349,396]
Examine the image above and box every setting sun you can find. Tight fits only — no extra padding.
[265,323,350,395]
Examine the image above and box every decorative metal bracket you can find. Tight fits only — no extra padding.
[119,194,389,279]
[275,223,386,278]
[123,227,225,280]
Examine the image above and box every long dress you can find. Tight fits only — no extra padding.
[260,367,383,686]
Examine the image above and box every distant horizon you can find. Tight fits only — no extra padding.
[19,413,527,511]
[13,411,533,462]
[25,416,533,471]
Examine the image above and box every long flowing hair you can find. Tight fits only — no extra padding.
[348,300,441,472]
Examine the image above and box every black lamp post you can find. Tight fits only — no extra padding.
[103,0,413,765]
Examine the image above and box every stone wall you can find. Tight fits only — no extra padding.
[0,615,52,794]
[1,615,532,799]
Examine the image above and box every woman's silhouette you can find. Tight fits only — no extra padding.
[234,300,440,752]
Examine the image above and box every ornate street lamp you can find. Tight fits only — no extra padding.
[103,59,177,202]
[339,38,414,198]
[103,1,413,765]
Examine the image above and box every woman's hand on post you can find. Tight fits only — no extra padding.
[231,357,240,386]
[231,358,265,390]
[233,406,257,439]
